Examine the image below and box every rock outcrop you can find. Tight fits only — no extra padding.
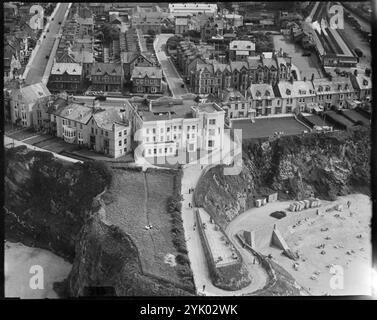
[194,127,371,229]
[4,146,192,296]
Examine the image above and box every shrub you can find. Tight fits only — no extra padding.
[176,253,190,266]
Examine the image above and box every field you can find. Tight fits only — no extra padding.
[103,168,192,289]
[233,117,309,140]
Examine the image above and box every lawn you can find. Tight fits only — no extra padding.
[103,168,190,288]
[232,117,309,140]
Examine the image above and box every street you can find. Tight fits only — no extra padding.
[154,34,189,98]
[24,3,71,85]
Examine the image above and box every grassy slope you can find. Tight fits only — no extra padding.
[102,167,195,292]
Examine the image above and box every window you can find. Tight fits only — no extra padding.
[91,128,94,134]
[148,149,152,155]
[80,124,83,129]
[209,119,216,125]
[208,140,214,147]
[124,129,127,135]
[105,131,108,136]
[119,131,122,137]
[101,130,103,135]
[187,134,190,139]
[124,138,127,144]
[124,147,127,153]
[119,141,122,146]
[187,126,190,131]
[167,127,170,132]
[154,149,157,154]
[160,128,164,133]
[146,128,150,134]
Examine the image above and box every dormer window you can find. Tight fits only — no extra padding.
[256,90,261,97]
[318,86,323,92]
[363,80,368,86]
[286,89,291,95]
[265,90,270,96]
[97,68,101,73]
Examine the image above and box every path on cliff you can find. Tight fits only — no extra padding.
[181,164,268,296]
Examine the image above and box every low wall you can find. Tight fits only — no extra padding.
[195,209,219,282]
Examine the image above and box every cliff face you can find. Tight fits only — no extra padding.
[4,147,110,261]
[67,214,191,296]
[5,146,192,296]
[194,128,371,228]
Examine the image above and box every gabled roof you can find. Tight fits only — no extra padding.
[15,83,51,106]
[248,84,275,99]
[276,80,316,98]
[352,74,372,91]
[131,66,162,79]
[230,61,248,72]
[91,63,122,76]
[51,63,82,75]
[92,108,129,131]
[312,77,354,94]
[52,102,93,124]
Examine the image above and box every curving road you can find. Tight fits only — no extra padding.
[24,3,71,85]
[154,34,189,98]
[180,135,269,296]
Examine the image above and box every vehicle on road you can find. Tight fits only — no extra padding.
[270,211,287,219]
[58,22,62,25]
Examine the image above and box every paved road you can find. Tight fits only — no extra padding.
[154,34,189,98]
[24,3,71,85]
[272,35,323,79]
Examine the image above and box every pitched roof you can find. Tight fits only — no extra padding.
[51,63,82,75]
[17,83,51,105]
[276,80,316,98]
[312,77,354,94]
[353,74,372,90]
[230,61,248,72]
[131,66,162,79]
[51,102,93,124]
[91,63,122,76]
[248,84,275,99]
[221,88,247,102]
[229,40,255,51]
[93,108,129,130]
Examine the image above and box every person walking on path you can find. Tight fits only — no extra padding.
[202,285,206,292]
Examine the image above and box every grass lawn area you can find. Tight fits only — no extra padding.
[233,117,309,140]
[103,168,183,285]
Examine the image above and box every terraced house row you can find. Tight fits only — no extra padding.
[176,40,292,96]
[214,73,371,121]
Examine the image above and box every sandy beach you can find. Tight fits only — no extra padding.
[5,241,72,299]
